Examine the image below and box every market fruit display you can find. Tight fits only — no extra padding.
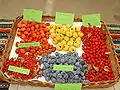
[49,24,84,52]
[81,26,115,82]
[41,52,88,83]
[4,54,42,80]
[16,21,56,57]
[3,19,116,87]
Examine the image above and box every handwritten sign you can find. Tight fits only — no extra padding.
[8,65,30,75]
[53,65,73,71]
[18,42,40,48]
[82,14,100,26]
[55,83,82,90]
[23,9,43,22]
[55,12,74,24]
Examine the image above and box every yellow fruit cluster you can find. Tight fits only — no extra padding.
[49,24,84,52]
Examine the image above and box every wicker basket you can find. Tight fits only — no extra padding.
[0,16,120,88]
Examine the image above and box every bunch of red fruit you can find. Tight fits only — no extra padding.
[16,21,56,57]
[4,54,42,80]
[81,26,115,82]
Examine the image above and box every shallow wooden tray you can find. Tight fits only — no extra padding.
[0,16,119,88]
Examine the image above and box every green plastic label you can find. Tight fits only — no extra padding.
[82,14,100,26]
[53,65,73,71]
[18,42,40,48]
[55,12,74,24]
[23,9,43,22]
[55,83,82,90]
[8,65,30,75]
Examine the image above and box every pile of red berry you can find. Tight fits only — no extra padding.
[81,26,115,82]
[16,21,56,57]
[4,54,42,80]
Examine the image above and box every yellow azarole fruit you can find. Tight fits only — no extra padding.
[74,42,80,48]
[69,46,76,53]
[52,39,58,45]
[67,41,73,46]
[76,37,81,41]
[73,32,78,38]
[66,24,72,28]
[50,29,55,33]
[73,39,81,48]
[50,33,56,39]
[75,39,80,44]
[55,34,64,41]
[50,24,83,51]
[70,37,75,42]
[78,32,84,37]
[50,24,56,29]
[56,34,61,41]
[66,31,72,37]
[59,34,64,41]
[71,28,76,33]
[63,45,69,51]
[61,40,67,45]
[56,43,63,51]
[75,26,80,32]
[56,29,61,34]
[57,24,63,29]
[60,28,68,35]
[64,36,69,41]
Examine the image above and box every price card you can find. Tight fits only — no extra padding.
[18,42,40,48]
[53,65,73,71]
[8,65,30,75]
[55,12,74,24]
[23,9,43,22]
[55,83,82,90]
[82,14,100,26]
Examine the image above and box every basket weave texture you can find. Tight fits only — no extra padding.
[0,16,120,88]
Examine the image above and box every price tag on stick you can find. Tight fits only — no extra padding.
[8,65,30,75]
[18,42,40,48]
[23,9,43,22]
[53,65,73,71]
[82,14,100,26]
[55,83,82,90]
